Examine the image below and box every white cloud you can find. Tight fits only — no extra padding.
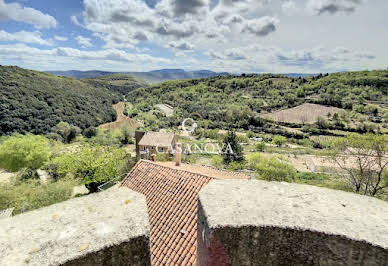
[282,1,299,15]
[242,16,278,36]
[54,36,68,42]
[0,0,56,29]
[78,0,276,51]
[0,30,52,45]
[75,36,93,48]
[168,41,194,50]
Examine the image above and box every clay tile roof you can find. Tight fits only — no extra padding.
[121,160,249,265]
[138,132,175,147]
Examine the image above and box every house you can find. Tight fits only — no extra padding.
[121,157,249,265]
[135,131,178,158]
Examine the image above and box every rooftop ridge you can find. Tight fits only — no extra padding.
[135,159,249,180]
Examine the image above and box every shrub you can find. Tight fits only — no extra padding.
[0,134,51,172]
[255,141,266,152]
[83,127,98,138]
[272,135,286,147]
[227,161,246,170]
[48,145,128,192]
[247,153,296,182]
[0,177,76,214]
[246,130,255,138]
[118,125,134,145]
[51,122,80,143]
[210,155,224,169]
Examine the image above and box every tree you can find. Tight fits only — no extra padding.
[328,134,388,196]
[0,134,51,172]
[51,122,80,143]
[83,127,98,138]
[272,135,286,147]
[222,130,244,164]
[255,141,266,152]
[118,125,134,145]
[247,153,296,182]
[316,116,329,129]
[50,145,128,193]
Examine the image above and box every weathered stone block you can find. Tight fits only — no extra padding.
[198,180,388,266]
[0,186,151,266]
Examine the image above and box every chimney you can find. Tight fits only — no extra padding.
[175,143,182,166]
[135,131,145,159]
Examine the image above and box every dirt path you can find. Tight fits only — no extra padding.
[99,102,140,130]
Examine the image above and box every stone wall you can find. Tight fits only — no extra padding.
[198,180,388,266]
[0,186,151,266]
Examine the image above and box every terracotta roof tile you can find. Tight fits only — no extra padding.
[121,160,249,265]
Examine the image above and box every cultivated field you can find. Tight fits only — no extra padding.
[99,102,139,130]
[260,103,343,124]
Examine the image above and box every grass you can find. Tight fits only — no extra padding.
[0,177,80,215]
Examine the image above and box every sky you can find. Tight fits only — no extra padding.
[0,0,386,73]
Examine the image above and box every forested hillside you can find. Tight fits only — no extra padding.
[82,73,148,95]
[0,66,119,135]
[126,70,388,133]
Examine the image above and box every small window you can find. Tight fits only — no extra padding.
[160,147,164,152]
[151,146,154,150]
[143,146,147,151]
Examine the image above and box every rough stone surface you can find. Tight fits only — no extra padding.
[0,185,151,266]
[37,169,52,183]
[71,184,90,197]
[198,180,388,266]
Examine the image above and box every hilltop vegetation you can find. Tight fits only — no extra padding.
[48,69,229,84]
[126,70,388,135]
[82,73,148,95]
[0,66,120,136]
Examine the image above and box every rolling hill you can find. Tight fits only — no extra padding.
[126,71,388,133]
[0,66,119,135]
[47,69,229,84]
[82,73,148,95]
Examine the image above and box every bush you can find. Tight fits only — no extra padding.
[204,129,220,140]
[255,141,266,152]
[83,127,98,138]
[118,125,134,145]
[0,177,76,214]
[272,135,286,147]
[247,153,296,182]
[210,155,224,168]
[51,122,80,143]
[0,134,51,172]
[48,145,128,192]
[227,161,246,170]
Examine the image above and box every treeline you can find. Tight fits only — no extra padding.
[0,66,120,136]
[82,73,148,95]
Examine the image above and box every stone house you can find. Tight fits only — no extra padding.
[135,131,178,158]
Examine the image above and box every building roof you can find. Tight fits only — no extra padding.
[121,160,249,265]
[138,132,175,147]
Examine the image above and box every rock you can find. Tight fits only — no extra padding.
[36,169,52,183]
[72,185,89,197]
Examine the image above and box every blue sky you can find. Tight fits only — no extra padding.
[0,0,387,73]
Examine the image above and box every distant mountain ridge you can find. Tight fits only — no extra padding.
[47,69,230,83]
